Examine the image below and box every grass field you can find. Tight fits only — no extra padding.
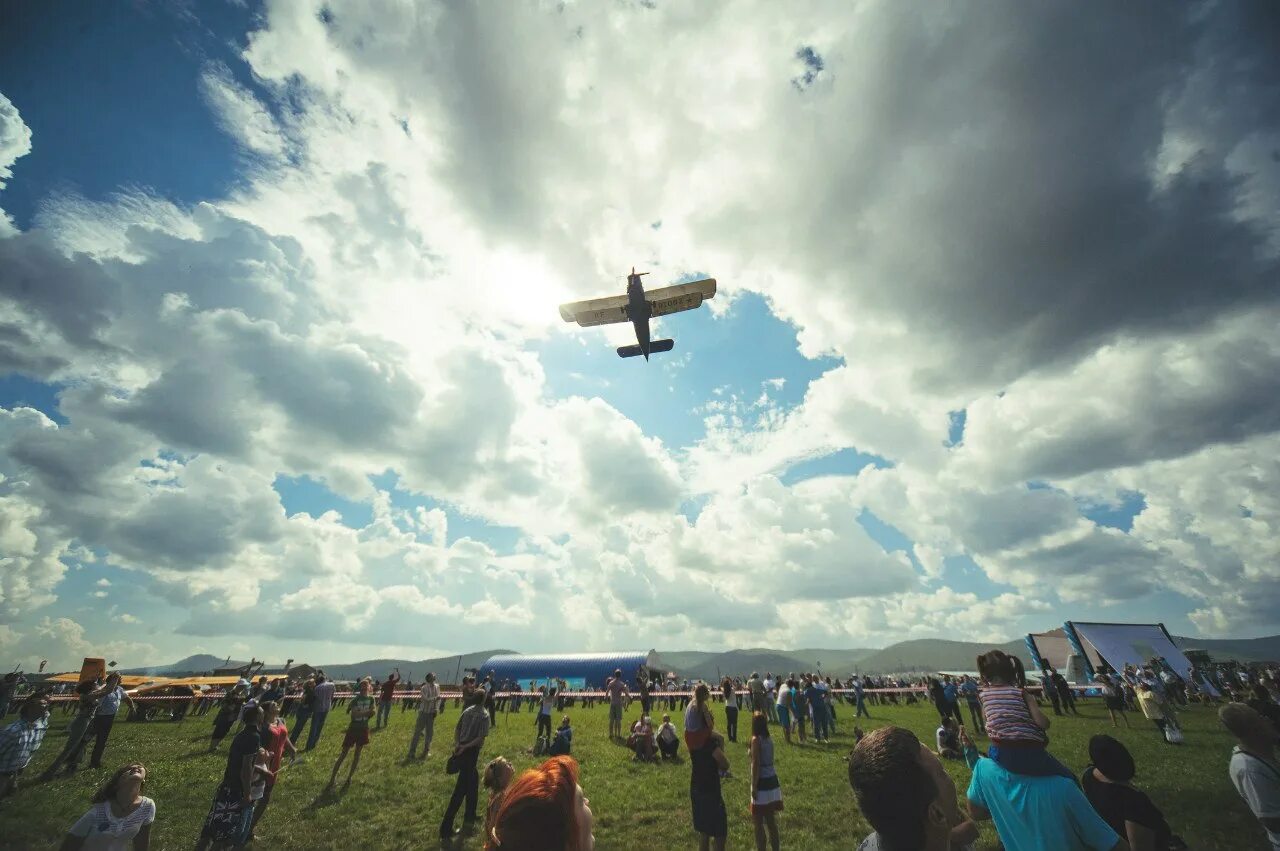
[0,696,1268,849]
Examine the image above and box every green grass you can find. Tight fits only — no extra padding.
[0,697,1266,849]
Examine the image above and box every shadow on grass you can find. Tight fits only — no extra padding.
[307,781,349,811]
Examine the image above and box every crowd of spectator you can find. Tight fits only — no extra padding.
[0,656,1277,850]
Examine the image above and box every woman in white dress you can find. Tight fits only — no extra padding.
[60,762,154,851]
[749,712,783,851]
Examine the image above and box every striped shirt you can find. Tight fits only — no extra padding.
[979,685,1046,745]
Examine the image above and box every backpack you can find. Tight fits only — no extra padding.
[533,735,548,756]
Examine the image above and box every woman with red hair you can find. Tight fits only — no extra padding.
[485,755,594,851]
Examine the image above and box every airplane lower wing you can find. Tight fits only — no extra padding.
[646,278,717,317]
[558,293,631,327]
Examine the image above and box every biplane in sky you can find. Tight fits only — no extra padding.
[558,268,717,360]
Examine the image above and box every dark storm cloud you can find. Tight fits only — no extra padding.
[710,0,1280,392]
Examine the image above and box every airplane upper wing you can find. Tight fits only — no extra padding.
[646,278,717,318]
[558,293,631,326]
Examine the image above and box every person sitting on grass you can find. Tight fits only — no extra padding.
[657,714,680,760]
[1082,735,1185,851]
[549,716,573,757]
[629,716,656,762]
[848,726,979,851]
[60,762,154,851]
[325,678,375,790]
[935,717,962,760]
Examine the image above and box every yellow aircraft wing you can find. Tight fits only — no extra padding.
[646,278,716,317]
[165,675,244,687]
[558,293,631,327]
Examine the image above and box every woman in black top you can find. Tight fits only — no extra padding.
[197,705,262,850]
[1081,734,1184,850]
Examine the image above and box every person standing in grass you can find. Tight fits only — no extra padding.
[690,716,730,851]
[61,762,154,851]
[306,673,336,751]
[0,695,50,799]
[288,676,316,746]
[208,684,248,753]
[248,701,294,842]
[325,678,374,790]
[721,677,739,744]
[749,712,782,851]
[1095,673,1132,729]
[854,676,872,719]
[959,676,983,734]
[409,672,441,759]
[197,705,262,851]
[42,678,115,777]
[604,669,631,740]
[775,679,793,745]
[440,689,492,840]
[376,668,400,730]
[68,673,134,770]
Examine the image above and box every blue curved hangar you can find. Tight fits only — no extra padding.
[558,269,716,361]
[478,650,665,690]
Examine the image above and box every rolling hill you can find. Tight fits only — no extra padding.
[118,633,1278,683]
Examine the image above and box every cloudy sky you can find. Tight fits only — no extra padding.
[1,1,1277,672]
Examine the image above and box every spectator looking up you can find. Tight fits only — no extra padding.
[1220,702,1280,850]
[966,731,1127,851]
[0,695,50,799]
[485,755,594,851]
[1081,734,1182,851]
[847,725,978,851]
[977,650,1072,779]
[60,762,154,851]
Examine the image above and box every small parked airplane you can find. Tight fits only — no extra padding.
[558,268,717,359]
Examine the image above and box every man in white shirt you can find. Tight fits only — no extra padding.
[408,673,441,759]
[1221,703,1280,849]
[69,673,133,770]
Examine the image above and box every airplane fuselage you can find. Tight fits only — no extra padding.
[626,273,652,359]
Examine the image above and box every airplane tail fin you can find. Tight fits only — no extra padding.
[617,339,675,359]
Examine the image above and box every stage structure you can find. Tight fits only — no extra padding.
[478,650,664,690]
[1026,622,1214,694]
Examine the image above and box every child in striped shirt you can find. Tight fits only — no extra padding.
[977,650,1073,778]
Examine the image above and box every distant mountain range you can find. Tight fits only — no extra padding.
[121,633,1280,681]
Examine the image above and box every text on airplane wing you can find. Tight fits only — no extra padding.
[645,278,717,318]
[558,293,631,327]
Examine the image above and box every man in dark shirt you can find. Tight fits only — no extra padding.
[376,668,400,730]
[1081,734,1175,849]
